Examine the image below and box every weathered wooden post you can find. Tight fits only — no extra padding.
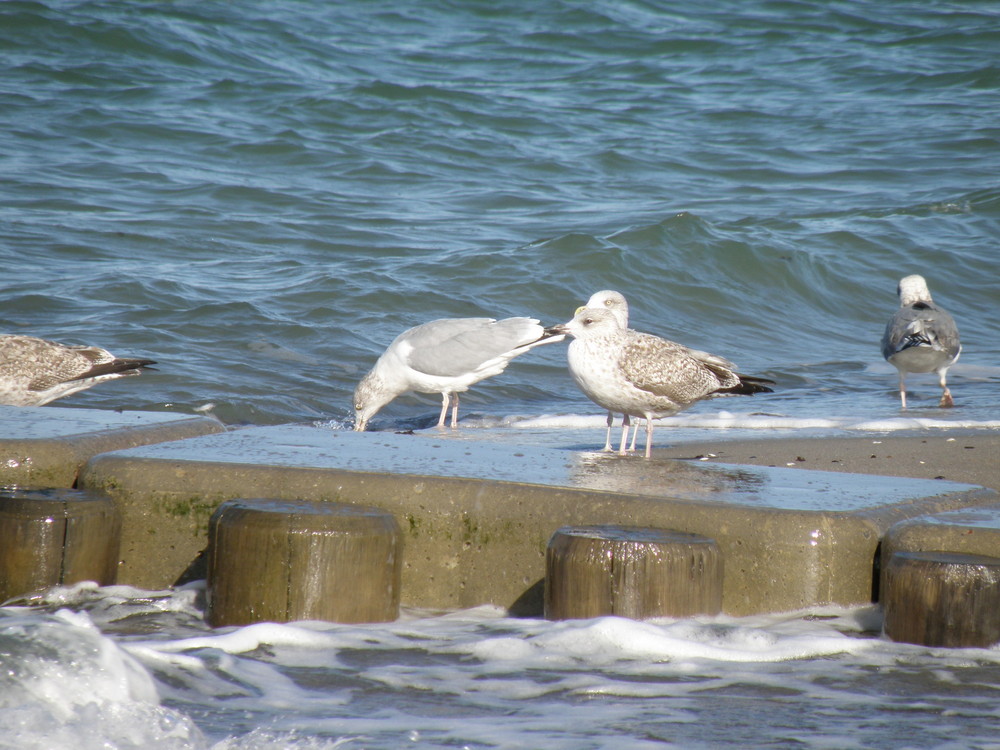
[0,488,121,602]
[207,499,402,626]
[882,550,1000,648]
[545,525,723,620]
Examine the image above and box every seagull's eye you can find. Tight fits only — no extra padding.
[584,317,595,325]
[604,300,613,307]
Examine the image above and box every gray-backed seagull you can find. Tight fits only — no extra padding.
[353,317,564,431]
[881,274,961,409]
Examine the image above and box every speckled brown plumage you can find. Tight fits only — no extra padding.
[0,334,155,406]
[552,307,773,457]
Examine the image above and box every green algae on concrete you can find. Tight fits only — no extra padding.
[78,424,999,616]
[0,405,225,488]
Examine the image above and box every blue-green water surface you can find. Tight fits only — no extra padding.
[2,0,997,433]
[3,2,1000,748]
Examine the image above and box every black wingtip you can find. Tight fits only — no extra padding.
[721,374,775,396]
[70,357,158,382]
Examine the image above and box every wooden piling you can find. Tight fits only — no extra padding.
[544,525,723,620]
[0,489,121,602]
[207,499,402,627]
[882,550,1000,648]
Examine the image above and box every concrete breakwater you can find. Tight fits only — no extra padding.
[0,405,223,488]
[4,405,1000,631]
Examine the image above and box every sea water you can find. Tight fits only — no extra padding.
[2,1,1000,746]
[4,582,1000,750]
[1,0,997,432]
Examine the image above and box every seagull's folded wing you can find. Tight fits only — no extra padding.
[405,317,543,378]
[619,334,725,403]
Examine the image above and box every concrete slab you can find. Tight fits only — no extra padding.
[78,424,999,616]
[0,405,225,488]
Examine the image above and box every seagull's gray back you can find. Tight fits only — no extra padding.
[403,317,546,378]
[881,301,961,364]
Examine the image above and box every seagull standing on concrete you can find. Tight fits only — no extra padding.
[881,274,961,409]
[582,290,634,451]
[0,334,156,406]
[353,317,564,431]
[551,307,773,458]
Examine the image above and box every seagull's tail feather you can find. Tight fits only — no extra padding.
[899,319,937,352]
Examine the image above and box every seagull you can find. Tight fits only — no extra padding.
[353,317,564,431]
[881,274,961,409]
[582,290,634,451]
[585,290,629,329]
[0,334,156,406]
[551,307,773,458]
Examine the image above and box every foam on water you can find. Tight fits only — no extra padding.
[0,605,206,750]
[466,614,873,668]
[508,411,1000,434]
[381,409,1000,455]
[6,584,1000,748]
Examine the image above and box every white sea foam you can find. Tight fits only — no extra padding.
[0,607,206,750]
[8,586,1000,749]
[502,411,1000,434]
[142,620,340,655]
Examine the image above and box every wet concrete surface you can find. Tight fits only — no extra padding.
[79,423,1000,615]
[0,405,225,487]
[91,424,982,512]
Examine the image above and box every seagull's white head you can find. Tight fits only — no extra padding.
[583,290,629,329]
[353,369,395,431]
[897,274,932,307]
[552,307,622,340]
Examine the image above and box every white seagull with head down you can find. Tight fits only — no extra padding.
[353,316,564,431]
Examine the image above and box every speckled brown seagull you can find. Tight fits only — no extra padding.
[0,334,156,406]
[551,307,774,458]
[881,274,961,409]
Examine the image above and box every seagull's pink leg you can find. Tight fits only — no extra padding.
[618,414,631,455]
[644,418,653,459]
[450,393,460,427]
[937,369,954,407]
[437,393,449,427]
